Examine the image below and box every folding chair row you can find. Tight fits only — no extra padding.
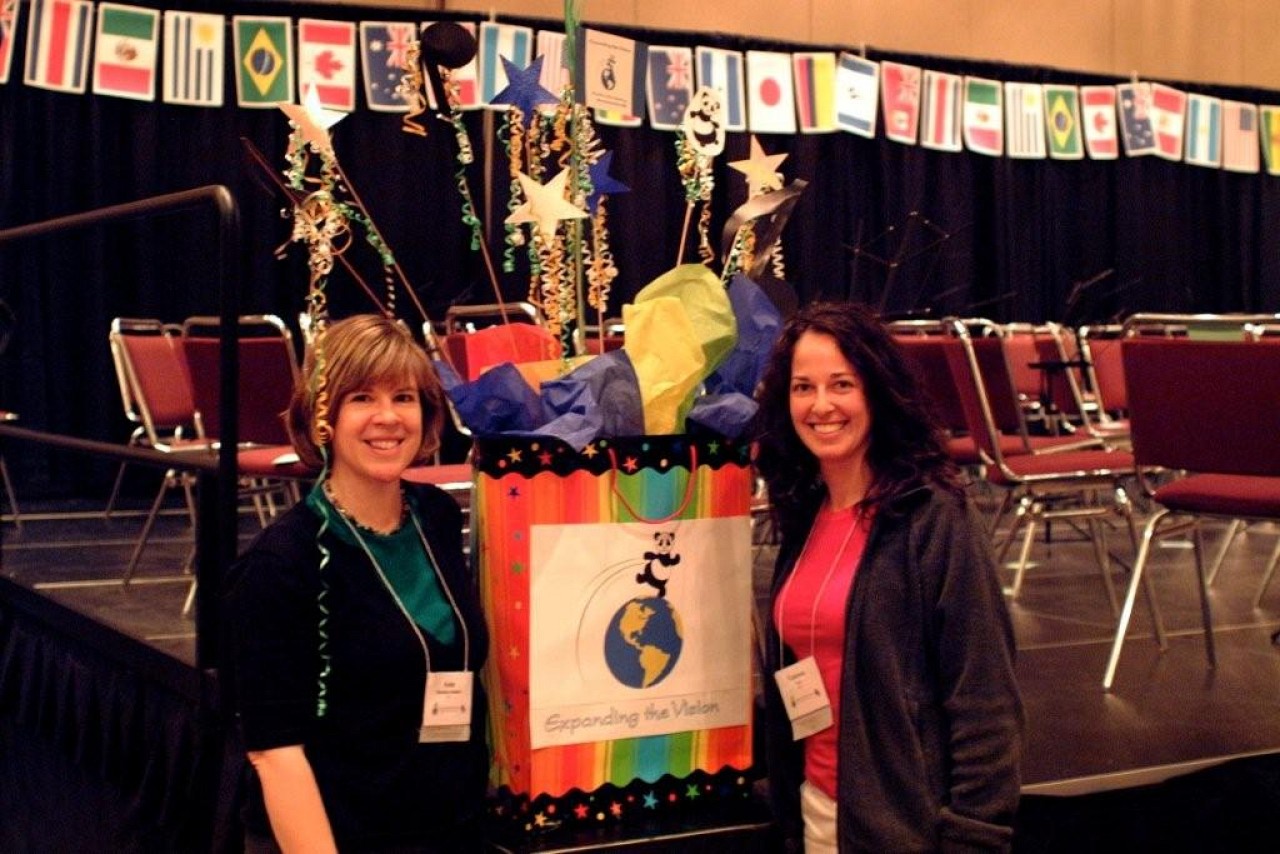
[891,319,1103,470]
[107,315,311,592]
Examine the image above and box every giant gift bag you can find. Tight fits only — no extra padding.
[473,433,758,834]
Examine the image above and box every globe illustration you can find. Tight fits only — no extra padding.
[603,597,684,688]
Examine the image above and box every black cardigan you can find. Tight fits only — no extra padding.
[224,482,489,851]
[764,484,1023,853]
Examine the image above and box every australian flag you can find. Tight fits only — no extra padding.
[1116,82,1156,156]
[360,21,414,112]
[646,45,692,131]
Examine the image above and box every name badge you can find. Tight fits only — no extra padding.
[774,656,833,741]
[419,671,473,744]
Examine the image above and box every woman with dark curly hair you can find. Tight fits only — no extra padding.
[753,301,1022,852]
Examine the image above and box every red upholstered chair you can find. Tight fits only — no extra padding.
[180,314,298,447]
[944,318,1145,610]
[1245,324,1280,604]
[1038,322,1130,448]
[180,314,312,513]
[111,316,312,600]
[108,318,216,581]
[1076,324,1130,432]
[1113,314,1280,590]
[1102,334,1280,690]
[1001,322,1055,432]
[583,319,625,355]
[891,319,1091,470]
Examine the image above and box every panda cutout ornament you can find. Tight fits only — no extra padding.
[682,86,727,157]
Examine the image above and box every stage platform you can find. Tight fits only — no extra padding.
[4,487,1280,851]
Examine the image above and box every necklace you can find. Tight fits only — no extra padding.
[323,480,407,535]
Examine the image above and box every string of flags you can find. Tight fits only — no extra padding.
[4,0,1280,176]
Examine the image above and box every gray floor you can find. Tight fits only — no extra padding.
[4,483,1280,796]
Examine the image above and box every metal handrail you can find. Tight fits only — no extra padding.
[0,186,240,669]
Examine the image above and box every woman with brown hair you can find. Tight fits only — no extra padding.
[225,314,488,852]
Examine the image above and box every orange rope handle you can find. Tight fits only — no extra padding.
[606,445,700,524]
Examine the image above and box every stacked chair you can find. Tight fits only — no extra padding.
[941,318,1145,613]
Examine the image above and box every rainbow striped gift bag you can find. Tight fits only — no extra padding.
[472,433,759,836]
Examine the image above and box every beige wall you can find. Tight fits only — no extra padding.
[342,0,1280,90]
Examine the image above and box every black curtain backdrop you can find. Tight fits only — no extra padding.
[3,2,1280,498]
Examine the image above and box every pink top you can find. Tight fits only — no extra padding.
[773,505,872,799]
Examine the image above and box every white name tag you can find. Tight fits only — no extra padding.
[419,671,473,744]
[774,656,833,741]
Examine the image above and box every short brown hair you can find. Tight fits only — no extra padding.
[287,314,445,469]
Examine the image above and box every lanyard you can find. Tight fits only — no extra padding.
[776,508,859,663]
[336,508,471,678]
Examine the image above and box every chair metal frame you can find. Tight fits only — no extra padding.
[0,410,21,530]
[1103,326,1280,690]
[442,300,544,334]
[944,318,1147,611]
[439,302,560,383]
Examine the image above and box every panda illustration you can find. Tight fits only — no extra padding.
[636,530,682,598]
[682,86,726,157]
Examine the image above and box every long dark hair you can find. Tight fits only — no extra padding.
[752,301,961,536]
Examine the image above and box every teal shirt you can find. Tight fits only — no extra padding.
[306,483,458,647]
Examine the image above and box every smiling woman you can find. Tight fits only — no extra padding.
[752,302,1023,853]
[786,329,873,511]
[224,314,490,853]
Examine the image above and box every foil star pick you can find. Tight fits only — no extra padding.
[278,85,348,154]
[506,168,588,241]
[729,136,788,196]
[586,151,630,215]
[491,55,558,127]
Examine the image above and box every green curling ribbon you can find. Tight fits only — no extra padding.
[454,168,483,251]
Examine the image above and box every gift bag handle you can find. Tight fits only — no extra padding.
[607,446,700,524]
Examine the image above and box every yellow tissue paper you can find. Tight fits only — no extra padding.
[623,296,706,434]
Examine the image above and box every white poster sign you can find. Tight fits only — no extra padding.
[528,516,752,749]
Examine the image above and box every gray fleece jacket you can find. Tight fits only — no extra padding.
[764,484,1024,852]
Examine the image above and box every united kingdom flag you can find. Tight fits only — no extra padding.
[0,0,21,85]
[666,50,690,91]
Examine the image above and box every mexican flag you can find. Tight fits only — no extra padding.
[93,3,158,101]
[963,77,1003,156]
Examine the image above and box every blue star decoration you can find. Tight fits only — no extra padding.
[492,55,558,127]
[586,151,630,215]
[642,791,658,809]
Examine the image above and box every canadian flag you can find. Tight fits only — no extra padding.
[1080,85,1118,160]
[298,19,355,111]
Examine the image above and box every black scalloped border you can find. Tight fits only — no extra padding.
[485,765,766,840]
[472,434,753,479]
